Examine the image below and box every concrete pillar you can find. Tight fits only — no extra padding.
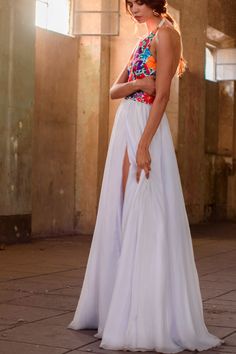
[228,82,236,219]
[32,29,78,237]
[73,0,111,234]
[0,0,35,243]
[177,0,208,223]
[218,82,234,155]
[75,36,110,234]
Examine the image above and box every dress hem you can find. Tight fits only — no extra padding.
[99,338,225,353]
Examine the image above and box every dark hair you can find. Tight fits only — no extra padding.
[125,0,187,76]
[125,0,174,24]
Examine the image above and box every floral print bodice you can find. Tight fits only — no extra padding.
[125,18,167,105]
[125,31,157,105]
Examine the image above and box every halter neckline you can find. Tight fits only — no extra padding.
[149,17,166,36]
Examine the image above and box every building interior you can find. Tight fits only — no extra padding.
[0,1,236,353]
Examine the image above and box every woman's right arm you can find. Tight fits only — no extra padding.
[110,64,139,99]
[110,65,156,100]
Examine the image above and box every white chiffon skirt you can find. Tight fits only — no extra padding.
[68,98,225,353]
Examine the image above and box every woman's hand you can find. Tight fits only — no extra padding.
[137,77,156,96]
[136,144,151,183]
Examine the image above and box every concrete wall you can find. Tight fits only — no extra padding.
[32,28,78,236]
[169,0,236,223]
[0,0,35,243]
[37,0,235,232]
[204,0,236,222]
[32,30,110,236]
[1,0,236,243]
[168,0,208,222]
[228,84,236,220]
[205,80,235,220]
[208,0,236,38]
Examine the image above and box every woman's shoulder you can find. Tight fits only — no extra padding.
[155,23,180,46]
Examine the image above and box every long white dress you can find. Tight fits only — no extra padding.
[68,20,225,353]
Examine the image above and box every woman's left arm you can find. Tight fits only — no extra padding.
[136,28,179,182]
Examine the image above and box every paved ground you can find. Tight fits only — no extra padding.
[0,222,235,354]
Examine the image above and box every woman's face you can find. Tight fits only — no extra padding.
[126,0,154,23]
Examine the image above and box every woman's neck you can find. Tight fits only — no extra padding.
[145,16,164,33]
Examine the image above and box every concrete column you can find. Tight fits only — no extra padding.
[177,0,208,223]
[75,35,110,234]
[32,29,78,237]
[228,82,236,219]
[0,0,35,243]
[218,82,234,155]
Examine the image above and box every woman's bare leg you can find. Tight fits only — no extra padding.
[122,146,130,198]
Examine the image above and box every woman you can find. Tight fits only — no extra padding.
[68,0,225,352]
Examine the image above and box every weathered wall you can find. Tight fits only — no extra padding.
[65,0,236,229]
[170,0,236,223]
[0,0,35,243]
[205,0,236,220]
[204,0,236,222]
[1,0,236,243]
[208,0,236,38]
[74,36,110,234]
[32,3,111,236]
[74,1,111,233]
[169,0,208,222]
[204,82,236,222]
[228,84,236,220]
[32,28,78,236]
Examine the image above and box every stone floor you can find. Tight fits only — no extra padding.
[0,222,236,354]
